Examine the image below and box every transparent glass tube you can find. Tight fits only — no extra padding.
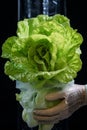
[18,0,67,20]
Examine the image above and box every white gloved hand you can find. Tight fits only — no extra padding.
[33,84,86,124]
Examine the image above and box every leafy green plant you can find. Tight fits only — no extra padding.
[1,14,83,130]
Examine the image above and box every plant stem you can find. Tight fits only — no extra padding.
[38,124,54,130]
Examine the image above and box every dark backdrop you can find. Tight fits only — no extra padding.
[0,0,87,130]
[0,1,17,130]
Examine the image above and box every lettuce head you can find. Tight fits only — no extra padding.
[1,14,83,84]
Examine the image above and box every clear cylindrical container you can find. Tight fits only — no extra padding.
[18,0,67,20]
[17,1,68,130]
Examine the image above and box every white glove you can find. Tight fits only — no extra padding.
[33,84,86,124]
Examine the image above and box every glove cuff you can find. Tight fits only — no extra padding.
[85,84,87,105]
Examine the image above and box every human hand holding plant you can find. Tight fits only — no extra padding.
[33,84,87,124]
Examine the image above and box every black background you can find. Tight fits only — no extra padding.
[0,1,17,130]
[0,0,87,130]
